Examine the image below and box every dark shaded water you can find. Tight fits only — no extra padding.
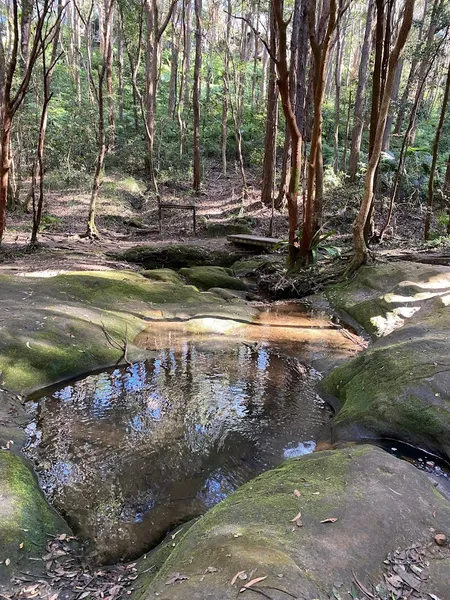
[25,302,360,563]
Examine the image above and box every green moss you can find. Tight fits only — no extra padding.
[0,452,69,582]
[324,337,450,446]
[141,269,185,285]
[133,446,374,597]
[179,266,247,291]
[0,271,224,392]
[114,244,242,269]
[231,258,272,277]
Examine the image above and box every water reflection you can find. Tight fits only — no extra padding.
[25,303,360,563]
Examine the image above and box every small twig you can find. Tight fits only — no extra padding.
[352,570,374,599]
[242,587,274,599]
[74,575,94,600]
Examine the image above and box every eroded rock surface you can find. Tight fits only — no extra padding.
[133,446,450,600]
[323,262,450,456]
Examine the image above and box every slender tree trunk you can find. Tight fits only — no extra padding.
[168,10,179,118]
[0,116,11,243]
[349,0,415,272]
[192,0,202,191]
[304,0,338,249]
[424,60,450,240]
[379,30,445,241]
[272,0,303,267]
[382,58,403,150]
[20,0,33,69]
[117,27,124,120]
[348,0,374,181]
[333,20,343,173]
[276,0,304,209]
[261,3,278,207]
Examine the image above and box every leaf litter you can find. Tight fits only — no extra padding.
[3,535,141,599]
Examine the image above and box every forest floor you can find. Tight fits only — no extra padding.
[0,163,448,275]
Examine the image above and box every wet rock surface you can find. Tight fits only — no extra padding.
[132,446,450,600]
[324,261,450,458]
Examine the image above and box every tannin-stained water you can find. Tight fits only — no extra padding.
[24,302,361,563]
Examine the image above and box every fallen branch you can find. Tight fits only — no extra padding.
[100,321,132,366]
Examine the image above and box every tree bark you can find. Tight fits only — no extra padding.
[348,0,374,181]
[261,3,278,207]
[349,0,415,272]
[192,0,202,191]
[424,59,450,240]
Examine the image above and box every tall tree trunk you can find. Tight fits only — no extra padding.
[333,19,343,173]
[272,0,303,267]
[348,0,374,181]
[20,0,33,69]
[85,0,114,238]
[424,59,450,240]
[168,10,179,118]
[261,3,278,207]
[349,0,415,272]
[106,7,115,151]
[304,0,339,251]
[276,0,304,209]
[192,0,202,191]
[382,58,403,150]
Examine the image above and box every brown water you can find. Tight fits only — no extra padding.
[24,302,360,563]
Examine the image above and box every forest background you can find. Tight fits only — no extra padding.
[0,0,449,275]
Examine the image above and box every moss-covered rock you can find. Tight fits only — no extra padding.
[325,261,450,338]
[323,261,450,457]
[0,451,70,585]
[141,269,185,285]
[115,244,243,269]
[0,270,225,393]
[179,266,248,291]
[231,257,273,277]
[133,446,450,600]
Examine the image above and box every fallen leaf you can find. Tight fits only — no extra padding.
[293,489,301,497]
[320,517,338,523]
[231,571,247,585]
[165,572,189,586]
[239,576,267,592]
[290,511,302,522]
[5,558,10,566]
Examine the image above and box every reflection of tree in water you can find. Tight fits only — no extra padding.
[25,339,331,561]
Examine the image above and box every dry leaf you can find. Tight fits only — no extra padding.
[165,572,189,586]
[293,489,301,497]
[434,533,447,546]
[290,511,302,522]
[231,571,247,585]
[320,517,338,523]
[19,542,24,549]
[239,575,267,592]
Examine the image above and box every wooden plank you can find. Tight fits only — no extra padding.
[157,200,196,233]
[158,203,196,209]
[227,234,281,248]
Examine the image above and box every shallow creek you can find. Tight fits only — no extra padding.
[24,302,361,563]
